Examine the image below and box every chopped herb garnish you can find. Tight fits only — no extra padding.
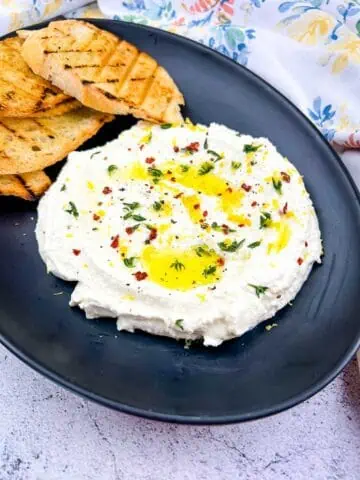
[248,240,262,249]
[124,202,140,211]
[60,184,66,192]
[202,265,216,278]
[170,259,185,271]
[204,137,208,149]
[211,222,236,233]
[152,201,163,211]
[260,211,272,229]
[218,239,245,253]
[231,161,241,170]
[160,123,172,129]
[123,257,137,268]
[175,319,184,330]
[272,177,282,195]
[198,162,214,176]
[195,245,212,257]
[184,339,193,349]
[107,164,118,175]
[180,164,190,173]
[65,201,79,218]
[207,150,223,162]
[148,166,163,183]
[123,202,140,220]
[249,284,268,297]
[132,214,146,222]
[243,144,260,153]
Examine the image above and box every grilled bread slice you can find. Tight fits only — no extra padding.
[0,107,113,175]
[0,36,77,117]
[0,170,51,200]
[20,20,184,124]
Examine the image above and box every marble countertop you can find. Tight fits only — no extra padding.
[1,155,360,480]
[0,345,359,480]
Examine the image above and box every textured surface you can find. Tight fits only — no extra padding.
[0,345,359,480]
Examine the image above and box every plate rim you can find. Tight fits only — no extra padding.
[1,17,360,424]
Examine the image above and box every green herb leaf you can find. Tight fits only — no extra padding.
[249,284,268,298]
[60,184,66,192]
[180,164,190,173]
[123,257,137,268]
[107,164,118,176]
[175,319,184,330]
[272,177,282,195]
[65,201,79,218]
[207,150,223,162]
[160,123,172,129]
[123,202,140,211]
[248,240,262,249]
[170,259,185,271]
[132,214,146,222]
[231,161,241,170]
[202,265,216,278]
[152,201,163,211]
[198,162,214,176]
[194,245,212,257]
[148,167,163,182]
[243,144,260,153]
[218,239,245,253]
[260,212,272,229]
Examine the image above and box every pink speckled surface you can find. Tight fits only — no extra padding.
[1,154,360,480]
[0,345,359,480]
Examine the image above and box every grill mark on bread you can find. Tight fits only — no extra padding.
[44,48,105,54]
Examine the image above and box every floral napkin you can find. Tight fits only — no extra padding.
[1,1,360,166]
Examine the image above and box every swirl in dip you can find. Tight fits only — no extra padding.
[36,121,322,346]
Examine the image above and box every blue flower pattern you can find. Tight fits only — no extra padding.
[308,97,337,141]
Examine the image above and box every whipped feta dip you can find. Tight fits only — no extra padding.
[36,121,322,346]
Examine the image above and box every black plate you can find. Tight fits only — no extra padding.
[1,19,360,424]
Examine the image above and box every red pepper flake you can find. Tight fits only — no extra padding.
[72,249,81,256]
[150,186,154,190]
[139,144,144,151]
[171,177,176,182]
[185,141,200,152]
[173,146,179,153]
[110,235,119,249]
[241,183,252,192]
[222,224,230,235]
[238,224,245,228]
[297,257,303,265]
[102,186,112,195]
[251,201,258,207]
[305,241,308,247]
[126,227,134,235]
[282,202,288,215]
[93,213,100,221]
[203,210,208,217]
[226,187,233,193]
[128,148,132,151]
[148,228,157,242]
[145,157,155,164]
[193,204,200,210]
[133,271,148,281]
[281,171,291,183]
[174,192,183,199]
[217,257,225,267]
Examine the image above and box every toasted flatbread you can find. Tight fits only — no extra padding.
[0,107,113,175]
[29,99,81,117]
[20,20,184,124]
[0,170,51,200]
[0,36,76,117]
